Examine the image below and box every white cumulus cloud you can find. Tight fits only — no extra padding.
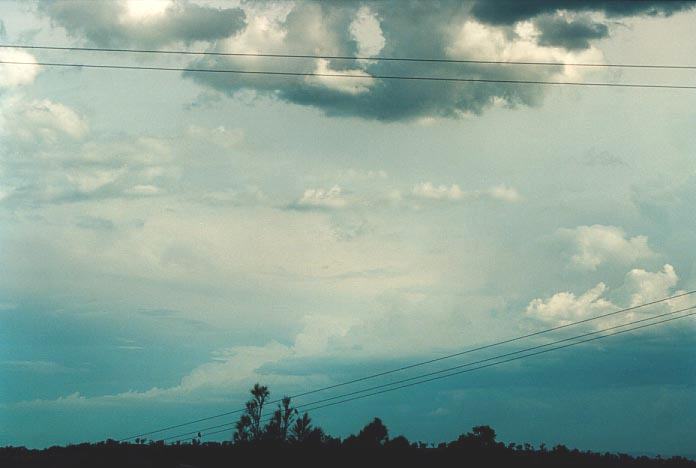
[558,225,655,270]
[349,6,386,58]
[0,50,39,88]
[306,59,374,95]
[412,182,522,203]
[625,264,679,307]
[295,185,347,209]
[526,264,687,328]
[526,282,614,325]
[1,97,88,147]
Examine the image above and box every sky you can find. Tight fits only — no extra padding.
[0,0,695,455]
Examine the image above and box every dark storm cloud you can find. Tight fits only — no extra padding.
[469,0,695,25]
[184,2,552,121]
[182,0,696,121]
[38,0,246,47]
[39,1,695,121]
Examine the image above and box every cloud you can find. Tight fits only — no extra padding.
[412,182,467,201]
[526,282,615,325]
[1,97,88,144]
[468,1,695,25]
[305,59,375,95]
[526,264,689,327]
[0,102,253,207]
[557,225,655,270]
[1,360,79,374]
[189,1,695,121]
[124,184,162,196]
[0,50,40,88]
[11,332,331,407]
[185,3,606,121]
[0,112,179,206]
[488,184,522,202]
[283,181,520,212]
[38,0,246,48]
[534,13,609,50]
[412,182,521,203]
[349,6,386,58]
[624,264,679,307]
[9,261,689,411]
[290,185,348,210]
[31,1,696,121]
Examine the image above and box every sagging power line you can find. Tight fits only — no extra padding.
[2,60,695,90]
[2,43,696,70]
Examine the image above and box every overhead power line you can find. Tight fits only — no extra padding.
[118,290,695,441]
[165,306,696,442]
[2,43,696,70]
[2,60,696,90]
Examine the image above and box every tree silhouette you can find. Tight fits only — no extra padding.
[279,396,296,442]
[289,412,312,442]
[385,435,411,450]
[233,383,271,443]
[264,396,297,443]
[5,384,696,468]
[345,417,389,448]
[233,414,252,444]
[249,383,269,441]
[471,425,497,448]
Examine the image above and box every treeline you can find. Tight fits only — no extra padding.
[2,384,694,468]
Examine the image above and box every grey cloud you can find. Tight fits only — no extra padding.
[38,1,692,121]
[184,2,556,121]
[184,0,696,121]
[579,148,627,167]
[535,14,609,50]
[39,0,246,47]
[75,215,115,231]
[469,0,695,25]
[1,360,81,374]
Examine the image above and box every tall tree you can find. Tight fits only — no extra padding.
[278,396,296,442]
[249,383,270,441]
[233,383,270,443]
[355,417,389,447]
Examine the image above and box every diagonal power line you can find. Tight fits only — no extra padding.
[296,310,696,419]
[2,60,696,90]
[2,43,696,70]
[118,290,695,441]
[160,304,696,442]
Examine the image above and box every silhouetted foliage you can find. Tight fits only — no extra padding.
[265,396,297,443]
[344,417,389,449]
[5,384,695,467]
